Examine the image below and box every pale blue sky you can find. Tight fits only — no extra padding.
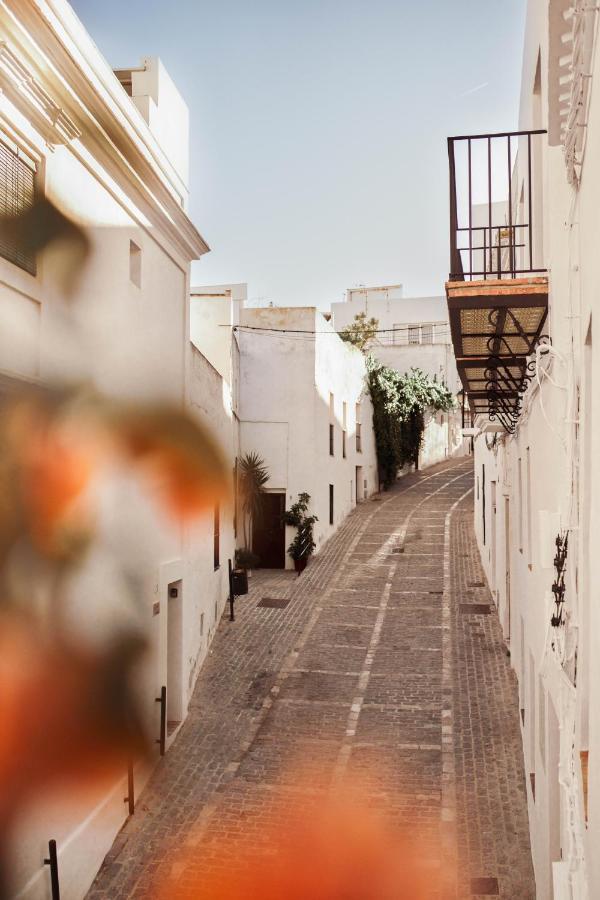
[71,0,526,308]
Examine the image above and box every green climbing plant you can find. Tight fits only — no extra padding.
[366,358,455,488]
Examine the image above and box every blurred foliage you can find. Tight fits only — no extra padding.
[238,451,269,550]
[0,195,231,892]
[0,196,91,298]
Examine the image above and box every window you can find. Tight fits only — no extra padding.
[482,464,486,545]
[529,652,536,793]
[520,618,526,722]
[342,402,347,457]
[213,503,220,570]
[233,458,238,538]
[539,675,546,768]
[129,239,142,287]
[329,392,335,455]
[392,323,406,345]
[329,484,334,525]
[518,457,523,553]
[526,447,533,567]
[342,430,346,458]
[0,138,36,275]
[408,326,420,345]
[356,402,362,452]
[421,324,433,344]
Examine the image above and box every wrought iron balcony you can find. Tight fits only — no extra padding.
[448,129,547,281]
[445,130,549,433]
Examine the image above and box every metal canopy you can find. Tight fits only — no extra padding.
[446,277,549,433]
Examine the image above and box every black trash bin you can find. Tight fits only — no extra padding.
[232,569,248,596]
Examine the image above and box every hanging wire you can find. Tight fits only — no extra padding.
[229,323,451,338]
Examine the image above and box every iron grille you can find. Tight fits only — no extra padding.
[0,139,36,275]
[447,130,546,281]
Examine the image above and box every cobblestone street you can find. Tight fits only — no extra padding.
[88,458,534,899]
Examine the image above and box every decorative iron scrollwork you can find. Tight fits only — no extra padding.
[483,306,551,432]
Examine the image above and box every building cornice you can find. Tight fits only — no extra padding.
[0,0,209,262]
[0,39,81,144]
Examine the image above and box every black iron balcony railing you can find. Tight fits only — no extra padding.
[448,129,547,281]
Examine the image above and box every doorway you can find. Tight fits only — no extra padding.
[548,699,562,886]
[491,481,497,602]
[355,466,363,502]
[504,496,511,643]
[167,579,183,733]
[253,492,286,568]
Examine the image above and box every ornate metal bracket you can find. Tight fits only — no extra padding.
[483,307,551,432]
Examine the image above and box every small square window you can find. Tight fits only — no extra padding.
[129,240,142,287]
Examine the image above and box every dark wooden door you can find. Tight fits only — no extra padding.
[253,493,286,568]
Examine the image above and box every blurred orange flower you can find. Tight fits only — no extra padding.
[19,419,97,559]
[0,615,147,829]
[112,404,230,520]
[157,786,432,900]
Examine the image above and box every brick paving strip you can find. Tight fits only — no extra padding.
[87,458,534,899]
[451,499,535,899]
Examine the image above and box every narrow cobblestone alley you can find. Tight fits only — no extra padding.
[88,458,534,900]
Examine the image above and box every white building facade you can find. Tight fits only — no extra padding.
[450,2,600,897]
[236,306,379,568]
[0,3,237,898]
[331,285,464,470]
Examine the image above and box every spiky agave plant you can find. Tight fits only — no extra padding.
[238,452,270,550]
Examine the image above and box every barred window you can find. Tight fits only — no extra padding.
[421,324,433,344]
[0,138,37,275]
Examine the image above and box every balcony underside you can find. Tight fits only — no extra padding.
[446,276,549,433]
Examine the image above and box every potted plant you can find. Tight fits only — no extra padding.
[234,547,260,581]
[283,493,318,574]
[238,451,270,570]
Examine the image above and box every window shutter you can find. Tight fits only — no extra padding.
[0,139,36,275]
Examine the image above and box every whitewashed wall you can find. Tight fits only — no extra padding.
[185,346,236,698]
[468,0,600,895]
[238,306,378,568]
[190,283,247,383]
